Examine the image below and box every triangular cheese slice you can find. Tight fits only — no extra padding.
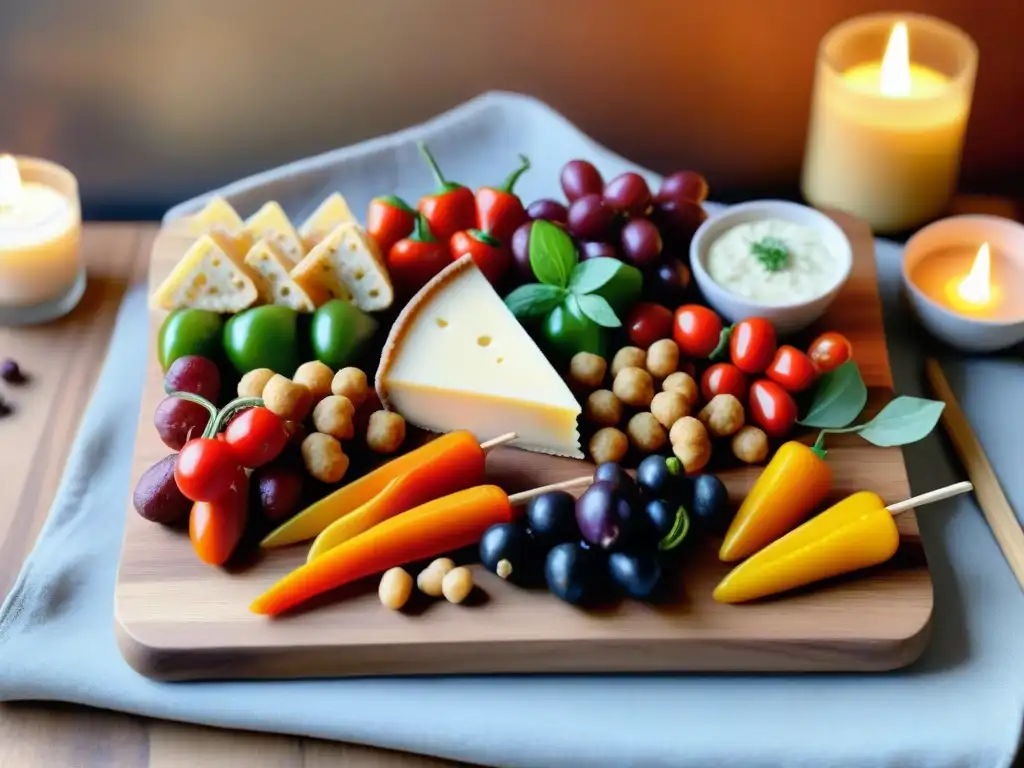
[244,239,318,312]
[150,234,259,312]
[376,255,582,458]
[305,223,393,312]
[299,192,358,250]
[186,196,253,254]
[245,201,306,265]
[290,246,353,306]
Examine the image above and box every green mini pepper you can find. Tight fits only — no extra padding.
[223,305,301,376]
[158,309,225,371]
[542,296,607,361]
[310,300,379,370]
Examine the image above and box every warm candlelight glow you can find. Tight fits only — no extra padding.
[956,242,992,307]
[880,22,912,97]
[0,155,22,208]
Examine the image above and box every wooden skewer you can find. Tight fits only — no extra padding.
[480,432,517,452]
[509,475,593,505]
[887,481,974,515]
[925,357,1024,593]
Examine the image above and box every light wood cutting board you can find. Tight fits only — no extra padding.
[114,209,932,680]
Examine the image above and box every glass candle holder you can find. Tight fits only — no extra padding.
[801,13,978,234]
[0,155,85,325]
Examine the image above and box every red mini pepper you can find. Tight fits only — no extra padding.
[450,229,512,286]
[387,213,452,299]
[475,154,531,244]
[366,195,415,257]
[416,142,476,241]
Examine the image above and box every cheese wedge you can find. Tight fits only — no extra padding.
[186,196,252,254]
[245,201,306,265]
[244,239,318,312]
[150,234,259,312]
[290,246,353,306]
[376,255,582,458]
[299,192,358,250]
[303,223,393,312]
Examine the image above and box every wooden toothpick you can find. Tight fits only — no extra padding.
[480,432,517,452]
[509,475,593,505]
[886,481,973,516]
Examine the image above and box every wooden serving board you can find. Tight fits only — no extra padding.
[115,210,932,680]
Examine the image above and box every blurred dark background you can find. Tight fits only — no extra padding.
[1,0,1021,219]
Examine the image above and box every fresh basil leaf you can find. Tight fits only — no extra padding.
[504,283,566,319]
[855,397,945,447]
[798,361,867,428]
[576,293,622,328]
[568,257,623,295]
[529,220,577,288]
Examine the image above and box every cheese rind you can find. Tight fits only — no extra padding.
[307,223,394,312]
[245,201,306,265]
[376,255,582,458]
[290,247,353,306]
[150,235,259,312]
[299,192,358,250]
[244,239,318,312]
[186,196,252,254]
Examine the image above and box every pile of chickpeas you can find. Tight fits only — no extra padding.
[568,339,770,472]
[236,361,408,484]
[378,558,476,610]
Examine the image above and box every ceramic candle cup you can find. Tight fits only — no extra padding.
[902,215,1024,352]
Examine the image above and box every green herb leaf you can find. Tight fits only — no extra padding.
[751,236,790,273]
[853,397,945,447]
[529,220,577,288]
[576,293,621,328]
[504,284,567,319]
[658,505,691,551]
[567,257,624,296]
[798,361,867,428]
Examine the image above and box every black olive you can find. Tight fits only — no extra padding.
[608,551,662,599]
[479,522,541,586]
[525,491,579,549]
[691,474,731,536]
[592,462,637,496]
[545,542,606,605]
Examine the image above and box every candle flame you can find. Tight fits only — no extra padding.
[880,22,912,97]
[0,155,22,208]
[957,242,992,306]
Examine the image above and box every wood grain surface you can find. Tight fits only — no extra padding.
[114,209,931,681]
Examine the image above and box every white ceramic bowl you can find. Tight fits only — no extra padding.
[689,200,853,335]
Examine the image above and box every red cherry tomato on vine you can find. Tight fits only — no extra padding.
[175,437,240,502]
[729,317,777,374]
[673,304,723,358]
[626,302,674,349]
[189,467,249,566]
[701,363,748,402]
[807,331,853,373]
[748,379,798,438]
[766,345,818,393]
[224,406,288,468]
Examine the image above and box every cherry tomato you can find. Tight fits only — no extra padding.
[174,437,240,502]
[807,331,853,373]
[701,363,748,402]
[225,406,288,468]
[766,345,818,393]
[189,467,248,566]
[729,317,777,374]
[626,302,673,349]
[748,379,798,438]
[673,304,723,358]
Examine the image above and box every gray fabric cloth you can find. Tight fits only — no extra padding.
[0,240,1021,768]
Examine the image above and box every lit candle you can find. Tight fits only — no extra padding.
[0,154,84,323]
[801,14,978,233]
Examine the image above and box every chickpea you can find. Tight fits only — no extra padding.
[366,410,407,454]
[417,558,455,597]
[569,352,607,390]
[331,367,369,408]
[732,425,769,464]
[589,427,629,465]
[698,393,745,438]
[661,371,699,410]
[378,567,413,610]
[263,374,313,422]
[611,346,646,377]
[650,390,690,428]
[300,432,349,483]
[627,412,667,454]
[292,361,334,402]
[441,566,475,604]
[669,416,712,474]
[312,395,355,440]
[612,366,655,408]
[646,339,680,379]
[237,368,275,399]
[584,389,623,427]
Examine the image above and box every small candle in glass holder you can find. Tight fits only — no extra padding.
[0,155,85,325]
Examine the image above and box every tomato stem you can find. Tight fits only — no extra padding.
[167,390,219,438]
[209,396,265,436]
[417,141,461,192]
[497,154,531,193]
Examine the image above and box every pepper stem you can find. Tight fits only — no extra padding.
[417,141,460,192]
[468,228,501,247]
[658,506,691,551]
[811,431,829,460]
[375,194,414,214]
[412,212,436,243]
[498,154,531,193]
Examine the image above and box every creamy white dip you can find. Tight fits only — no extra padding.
[705,218,843,305]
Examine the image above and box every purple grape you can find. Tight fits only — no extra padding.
[526,198,568,224]
[154,396,210,450]
[653,197,707,251]
[579,240,619,261]
[619,218,663,268]
[592,462,637,495]
[657,171,709,204]
[567,194,615,240]
[163,355,220,402]
[254,461,304,523]
[603,172,652,217]
[560,160,604,202]
[133,454,192,525]
[575,481,636,550]
[648,255,692,307]
[511,221,535,279]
